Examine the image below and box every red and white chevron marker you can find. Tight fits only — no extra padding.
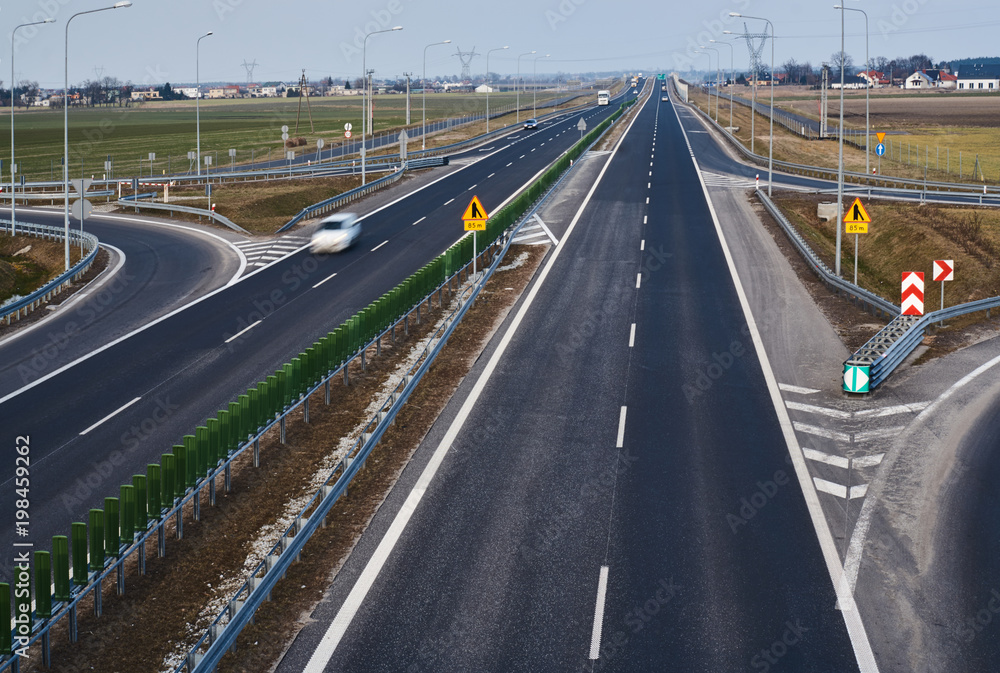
[933,259,954,282]
[901,271,925,316]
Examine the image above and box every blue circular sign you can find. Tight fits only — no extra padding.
[875,143,886,157]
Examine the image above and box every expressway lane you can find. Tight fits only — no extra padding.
[0,208,243,396]
[277,82,862,671]
[0,89,631,584]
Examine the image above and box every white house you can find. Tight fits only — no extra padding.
[905,71,934,89]
[957,64,1000,91]
[177,87,201,98]
[831,75,868,90]
[474,84,494,93]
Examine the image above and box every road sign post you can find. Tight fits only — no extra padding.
[875,132,886,179]
[843,197,872,286]
[462,196,489,280]
[577,117,587,141]
[933,259,954,326]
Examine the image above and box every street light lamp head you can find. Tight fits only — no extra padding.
[206,31,214,36]
[44,18,56,23]
[443,39,452,43]
[729,12,741,17]
[722,30,733,34]
[113,1,132,8]
[391,25,403,31]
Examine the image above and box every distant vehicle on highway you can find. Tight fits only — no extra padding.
[597,90,610,105]
[523,118,538,129]
[662,95,668,101]
[310,213,361,254]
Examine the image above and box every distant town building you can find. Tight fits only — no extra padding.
[858,70,889,88]
[177,87,201,98]
[956,64,1000,91]
[130,88,162,101]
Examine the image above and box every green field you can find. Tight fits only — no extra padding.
[0,92,573,182]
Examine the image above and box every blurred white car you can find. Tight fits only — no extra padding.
[310,213,361,253]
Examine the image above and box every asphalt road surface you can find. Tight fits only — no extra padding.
[277,83,862,672]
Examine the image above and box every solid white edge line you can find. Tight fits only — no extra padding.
[371,240,388,252]
[300,93,651,672]
[225,319,261,344]
[588,566,610,660]
[79,396,141,436]
[629,323,636,348]
[616,406,627,448]
[312,272,338,289]
[669,94,881,673]
[0,243,126,350]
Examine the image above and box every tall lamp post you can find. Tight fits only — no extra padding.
[11,17,55,237]
[532,54,550,118]
[516,50,536,123]
[835,4,846,276]
[196,31,213,178]
[362,25,402,185]
[64,1,132,271]
[710,38,734,132]
[485,45,508,133]
[731,12,775,196]
[422,39,451,151]
[700,45,721,121]
[836,5,870,175]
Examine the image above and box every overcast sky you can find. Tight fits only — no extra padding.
[5,0,1000,88]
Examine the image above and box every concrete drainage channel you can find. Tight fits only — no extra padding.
[0,98,634,672]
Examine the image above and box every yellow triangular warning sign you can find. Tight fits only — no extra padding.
[462,195,489,221]
[876,132,886,144]
[843,197,872,224]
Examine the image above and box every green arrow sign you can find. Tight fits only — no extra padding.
[843,365,870,393]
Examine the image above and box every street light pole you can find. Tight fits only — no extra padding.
[362,25,402,185]
[837,5,870,175]
[711,38,734,132]
[11,18,55,237]
[533,54,550,117]
[64,1,132,271]
[422,39,451,151]
[732,12,775,196]
[196,31,213,179]
[485,46,508,133]
[516,50,536,123]
[836,4,846,277]
[701,45,721,122]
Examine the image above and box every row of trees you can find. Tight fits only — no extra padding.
[775,53,944,86]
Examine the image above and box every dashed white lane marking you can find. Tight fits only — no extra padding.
[80,396,142,436]
[371,240,388,252]
[468,184,477,190]
[313,272,338,289]
[646,197,649,204]
[629,324,636,348]
[589,566,610,660]
[444,198,455,205]
[616,406,628,448]
[506,162,513,167]
[412,216,426,226]
[635,273,642,289]
[640,239,645,250]
[225,319,262,343]
[487,173,495,178]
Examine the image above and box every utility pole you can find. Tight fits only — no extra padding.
[403,72,412,125]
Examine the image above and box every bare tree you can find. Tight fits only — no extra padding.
[831,51,854,74]
[781,58,802,85]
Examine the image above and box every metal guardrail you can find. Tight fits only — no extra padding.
[181,92,633,673]
[682,85,1000,200]
[847,297,1000,389]
[114,200,249,234]
[0,219,99,325]
[276,159,448,234]
[0,97,632,672]
[756,191,898,317]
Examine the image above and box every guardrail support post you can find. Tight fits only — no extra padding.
[139,540,146,575]
[305,398,310,424]
[176,509,183,540]
[325,380,331,404]
[158,523,165,558]
[69,605,77,643]
[194,490,201,523]
[225,463,232,493]
[361,350,366,372]
[280,418,286,445]
[254,439,260,468]
[376,336,381,358]
[210,477,217,507]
